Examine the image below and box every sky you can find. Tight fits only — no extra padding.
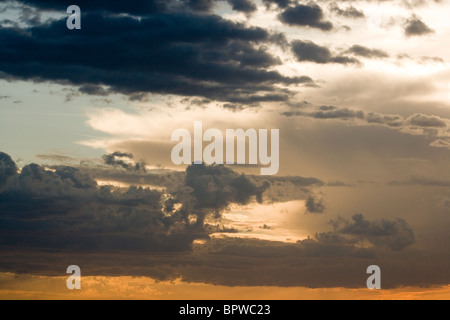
[0,0,449,300]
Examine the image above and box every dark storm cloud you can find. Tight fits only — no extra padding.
[404,15,434,36]
[330,4,365,19]
[0,152,275,252]
[345,45,389,59]
[0,152,265,252]
[0,4,314,103]
[292,40,361,65]
[279,3,333,31]
[305,195,326,214]
[14,0,255,14]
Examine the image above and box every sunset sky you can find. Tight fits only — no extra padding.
[0,0,449,300]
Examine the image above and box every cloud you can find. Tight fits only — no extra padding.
[330,4,365,19]
[2,151,448,289]
[283,106,365,120]
[429,139,450,149]
[292,40,361,65]
[305,195,326,214]
[226,0,257,13]
[404,15,434,36]
[14,0,167,15]
[0,152,17,191]
[183,0,216,12]
[366,113,404,127]
[179,164,269,225]
[103,152,147,172]
[262,0,292,9]
[279,3,333,31]
[0,3,314,104]
[0,152,272,252]
[407,113,447,128]
[389,176,450,187]
[0,153,204,251]
[282,106,450,146]
[331,214,416,251]
[345,45,389,59]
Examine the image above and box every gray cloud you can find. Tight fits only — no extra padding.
[345,45,389,59]
[177,164,268,226]
[0,152,17,191]
[305,195,326,214]
[283,107,365,120]
[330,4,365,19]
[225,0,257,13]
[407,113,447,128]
[292,40,361,65]
[279,3,333,31]
[0,223,439,289]
[366,113,405,127]
[404,15,434,36]
[103,152,148,172]
[282,107,450,144]
[331,214,416,251]
[2,152,448,289]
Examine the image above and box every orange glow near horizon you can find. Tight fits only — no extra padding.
[0,273,448,300]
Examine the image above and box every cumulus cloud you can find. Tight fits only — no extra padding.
[279,3,333,31]
[292,40,361,65]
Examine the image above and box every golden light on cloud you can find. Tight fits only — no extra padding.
[213,201,309,243]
